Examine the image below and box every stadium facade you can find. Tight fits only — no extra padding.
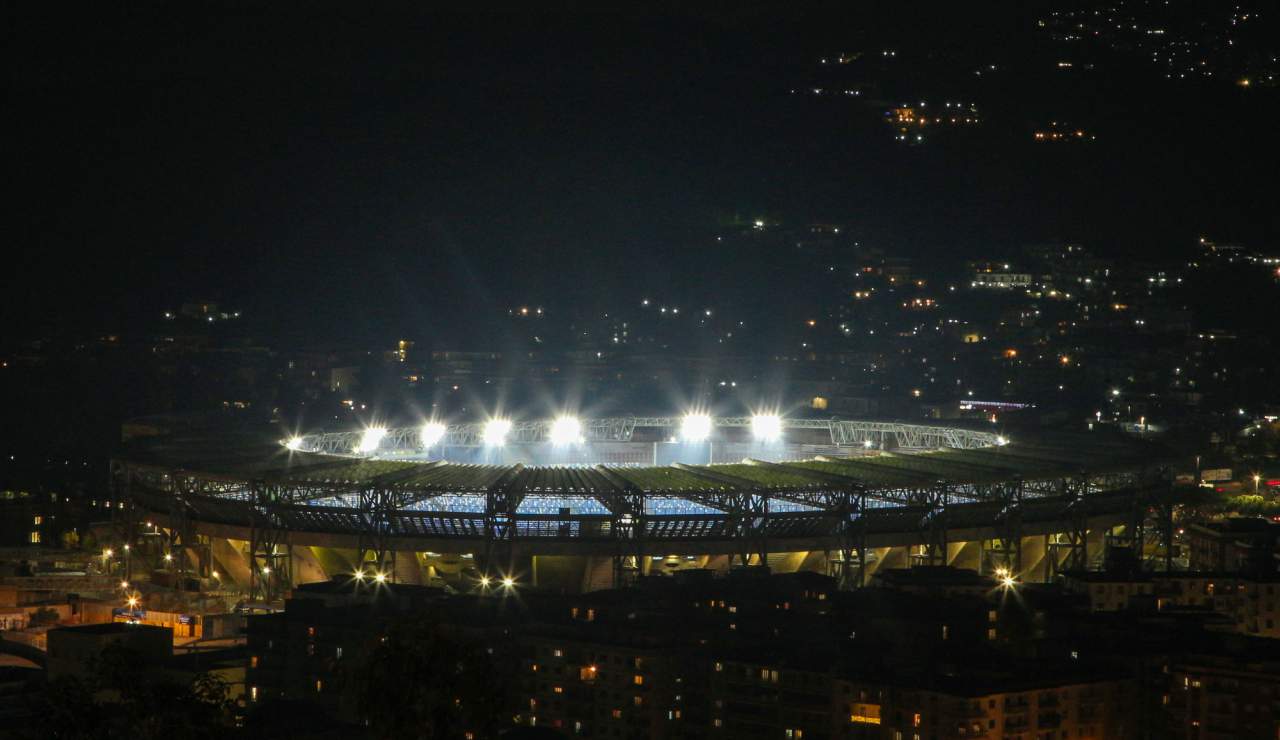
[111,417,1173,601]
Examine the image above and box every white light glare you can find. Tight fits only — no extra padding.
[995,436,1009,446]
[681,414,713,442]
[751,414,783,442]
[420,422,447,448]
[483,419,512,446]
[549,416,583,445]
[285,437,304,451]
[356,427,388,454]
[502,576,516,588]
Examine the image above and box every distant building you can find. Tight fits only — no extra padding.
[46,622,172,680]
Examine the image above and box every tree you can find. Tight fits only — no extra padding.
[33,643,238,740]
[27,606,59,627]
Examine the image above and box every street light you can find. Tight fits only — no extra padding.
[1256,474,1263,494]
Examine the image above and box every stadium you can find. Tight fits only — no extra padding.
[112,416,1172,601]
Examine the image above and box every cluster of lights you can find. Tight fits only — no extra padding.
[750,414,782,443]
[994,567,1018,589]
[483,419,512,446]
[290,413,833,452]
[477,575,517,591]
[420,421,447,448]
[549,416,583,446]
[356,427,388,454]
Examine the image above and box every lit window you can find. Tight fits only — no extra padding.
[553,648,564,658]
[29,532,40,544]
[250,686,258,702]
[33,516,42,525]
[315,679,322,693]
[634,675,644,686]
[611,709,622,719]
[250,656,259,668]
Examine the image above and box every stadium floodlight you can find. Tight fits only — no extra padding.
[681,414,713,442]
[751,414,783,442]
[549,416,582,445]
[285,437,304,451]
[356,427,387,454]
[420,422,447,448]
[483,419,512,446]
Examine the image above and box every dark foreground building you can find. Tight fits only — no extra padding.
[245,568,1152,739]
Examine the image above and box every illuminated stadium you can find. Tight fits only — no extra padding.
[113,416,1173,600]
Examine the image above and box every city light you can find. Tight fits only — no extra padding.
[502,576,516,589]
[126,596,140,610]
[420,421,447,448]
[120,580,129,589]
[353,570,365,581]
[285,437,304,451]
[863,440,874,449]
[996,436,1009,446]
[103,548,113,559]
[479,576,492,588]
[549,416,583,445]
[374,572,387,584]
[681,414,713,442]
[1001,575,1018,588]
[163,553,173,562]
[751,414,783,442]
[356,426,388,454]
[483,419,512,446]
[261,566,271,575]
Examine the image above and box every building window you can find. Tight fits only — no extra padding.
[633,696,643,707]
[714,662,723,672]
[611,709,622,720]
[250,656,259,668]
[29,532,40,544]
[634,675,644,686]
[250,686,258,702]
[553,648,564,658]
[336,646,343,659]
[315,679,323,693]
[33,516,42,525]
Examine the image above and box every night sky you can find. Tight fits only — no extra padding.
[8,2,1279,347]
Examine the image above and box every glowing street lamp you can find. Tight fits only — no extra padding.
[374,572,387,584]
[285,437,304,451]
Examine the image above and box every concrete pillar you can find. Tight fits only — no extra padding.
[1087,528,1107,569]
[394,551,424,585]
[947,540,982,571]
[1020,535,1048,582]
[291,546,328,585]
[209,538,252,588]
